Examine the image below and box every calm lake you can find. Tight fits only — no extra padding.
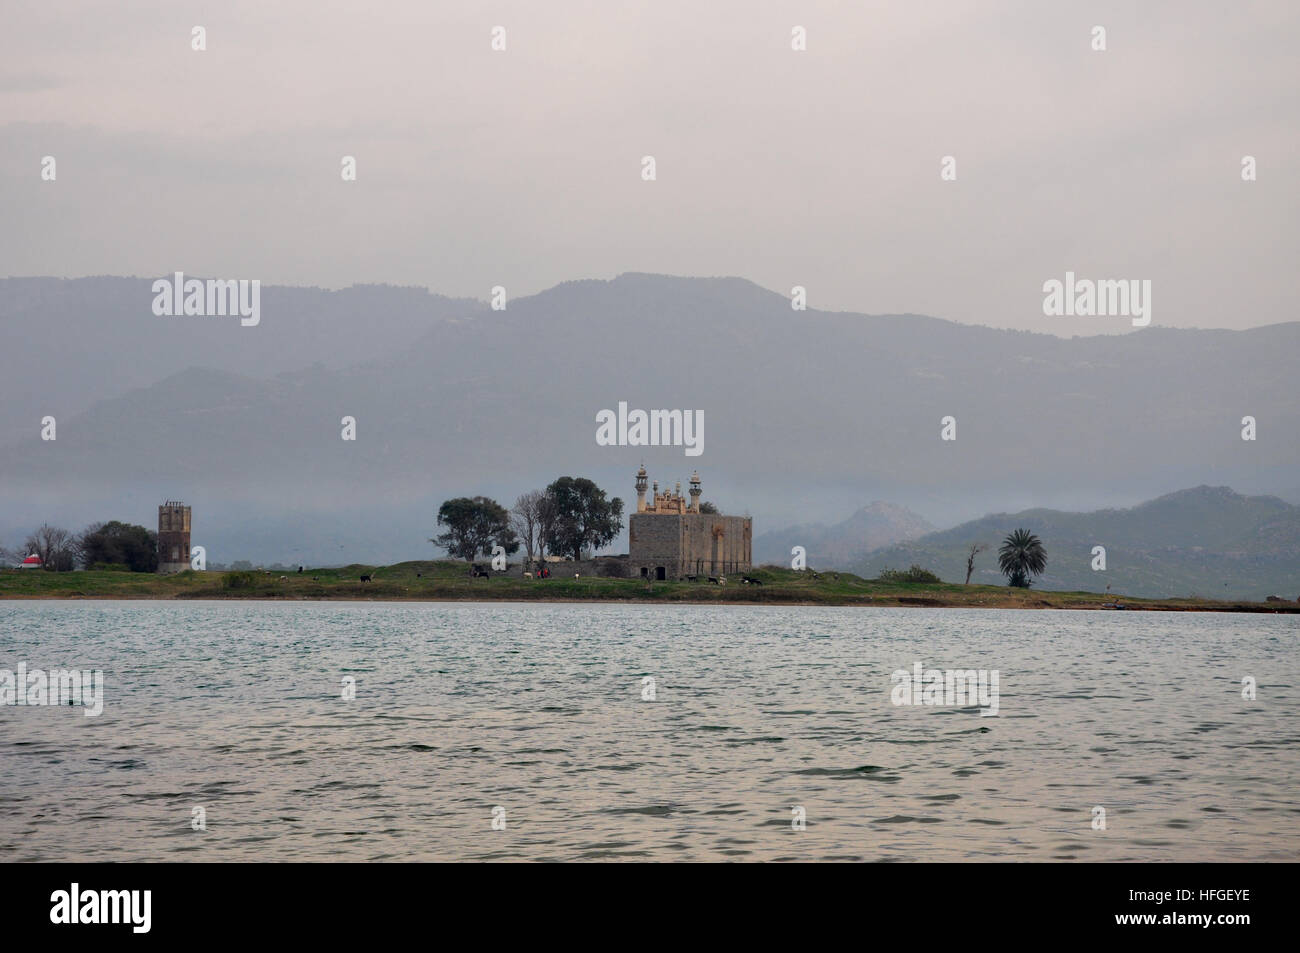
[1,601,1296,861]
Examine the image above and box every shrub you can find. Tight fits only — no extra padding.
[877,565,942,584]
[222,571,258,590]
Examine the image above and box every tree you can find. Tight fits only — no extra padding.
[24,523,79,572]
[543,477,624,561]
[432,497,519,564]
[998,529,1046,588]
[535,492,558,559]
[80,521,159,572]
[510,491,546,566]
[698,501,719,514]
[964,542,988,585]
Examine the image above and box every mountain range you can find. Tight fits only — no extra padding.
[753,502,934,567]
[1,274,1296,575]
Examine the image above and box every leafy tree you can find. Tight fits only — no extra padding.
[698,501,719,514]
[80,521,159,572]
[432,496,519,563]
[998,529,1046,588]
[543,477,624,561]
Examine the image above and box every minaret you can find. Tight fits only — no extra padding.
[689,470,701,513]
[635,464,648,513]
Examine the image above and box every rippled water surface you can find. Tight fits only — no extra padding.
[1,601,1297,861]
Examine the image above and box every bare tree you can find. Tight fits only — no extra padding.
[510,491,545,567]
[513,490,563,565]
[964,543,988,585]
[24,523,80,572]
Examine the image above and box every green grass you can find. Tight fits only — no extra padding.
[1,561,1295,612]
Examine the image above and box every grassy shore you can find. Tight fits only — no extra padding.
[1,561,1295,612]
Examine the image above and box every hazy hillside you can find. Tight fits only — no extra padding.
[0,276,483,447]
[754,502,934,568]
[852,486,1300,601]
[1,274,1297,565]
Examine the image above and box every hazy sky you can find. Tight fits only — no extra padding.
[3,0,1296,331]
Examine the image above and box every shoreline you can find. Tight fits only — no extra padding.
[2,592,1296,613]
[3,562,1296,614]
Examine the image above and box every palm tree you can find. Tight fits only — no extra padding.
[998,529,1046,588]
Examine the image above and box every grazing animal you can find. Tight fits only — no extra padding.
[298,566,303,574]
[360,574,372,582]
[574,572,580,579]
[416,572,422,578]
[742,576,763,585]
[524,572,533,579]
[280,575,288,581]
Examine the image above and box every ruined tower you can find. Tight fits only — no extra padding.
[157,501,191,574]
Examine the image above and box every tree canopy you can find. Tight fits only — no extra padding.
[432,496,519,563]
[80,521,159,572]
[543,476,624,561]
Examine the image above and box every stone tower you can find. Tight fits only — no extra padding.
[157,501,191,574]
[688,471,702,513]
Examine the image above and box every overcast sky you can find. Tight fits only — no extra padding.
[2,0,1296,331]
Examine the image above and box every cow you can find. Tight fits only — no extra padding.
[360,574,372,582]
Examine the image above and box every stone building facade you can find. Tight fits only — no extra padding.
[627,467,751,580]
[157,501,191,574]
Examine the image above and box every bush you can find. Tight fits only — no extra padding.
[877,565,942,584]
[222,571,258,590]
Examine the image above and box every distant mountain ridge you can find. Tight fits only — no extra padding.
[755,502,934,568]
[1,273,1296,566]
[852,486,1300,601]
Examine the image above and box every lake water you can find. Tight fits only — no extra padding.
[1,601,1296,861]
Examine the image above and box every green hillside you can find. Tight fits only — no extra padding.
[852,486,1300,600]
